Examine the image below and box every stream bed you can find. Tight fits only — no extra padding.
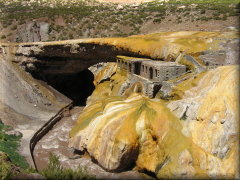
[33,106,147,179]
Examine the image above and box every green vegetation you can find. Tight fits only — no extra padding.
[0,152,14,180]
[0,0,239,41]
[0,122,29,179]
[41,153,96,180]
[0,122,95,179]
[0,122,29,169]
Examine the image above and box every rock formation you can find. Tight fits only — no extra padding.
[69,58,239,178]
[0,30,239,178]
[16,22,50,42]
[167,65,239,177]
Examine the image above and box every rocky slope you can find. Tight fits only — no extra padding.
[0,47,72,166]
[0,0,239,42]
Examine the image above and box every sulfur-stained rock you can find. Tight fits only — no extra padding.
[167,65,239,178]
[92,63,117,86]
[69,63,239,178]
[70,91,186,171]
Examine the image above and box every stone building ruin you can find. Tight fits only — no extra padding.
[117,56,186,98]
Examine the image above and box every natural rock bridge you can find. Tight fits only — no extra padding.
[1,40,153,104]
[6,41,150,75]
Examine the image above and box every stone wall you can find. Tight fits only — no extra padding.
[140,61,186,82]
[128,74,161,98]
[117,56,187,98]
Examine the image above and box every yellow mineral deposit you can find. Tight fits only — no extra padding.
[68,31,239,178]
[88,31,232,59]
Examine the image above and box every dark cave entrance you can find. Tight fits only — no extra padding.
[49,70,95,106]
[31,69,95,106]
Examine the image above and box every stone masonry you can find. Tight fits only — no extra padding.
[117,56,186,98]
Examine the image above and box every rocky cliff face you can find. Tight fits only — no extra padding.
[16,22,50,42]
[167,65,239,177]
[69,61,239,178]
[0,48,71,166]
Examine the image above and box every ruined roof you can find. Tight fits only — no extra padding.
[117,56,151,62]
[142,61,185,68]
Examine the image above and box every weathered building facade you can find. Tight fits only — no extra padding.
[117,56,187,98]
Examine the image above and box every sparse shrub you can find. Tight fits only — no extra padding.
[183,12,190,16]
[200,9,206,14]
[176,8,183,13]
[41,153,95,180]
[213,16,221,20]
[18,20,25,25]
[169,7,175,13]
[55,25,62,33]
[222,15,227,20]
[69,33,74,39]
[177,16,181,20]
[153,18,162,23]
[177,20,182,24]
[1,35,6,39]
[200,16,210,21]
[11,25,17,30]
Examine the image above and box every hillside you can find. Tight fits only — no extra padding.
[0,0,239,42]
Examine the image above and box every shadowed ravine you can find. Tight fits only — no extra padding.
[31,69,95,106]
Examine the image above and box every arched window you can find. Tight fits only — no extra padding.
[149,67,153,79]
[129,64,132,73]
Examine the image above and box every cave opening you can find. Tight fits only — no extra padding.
[31,69,95,106]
